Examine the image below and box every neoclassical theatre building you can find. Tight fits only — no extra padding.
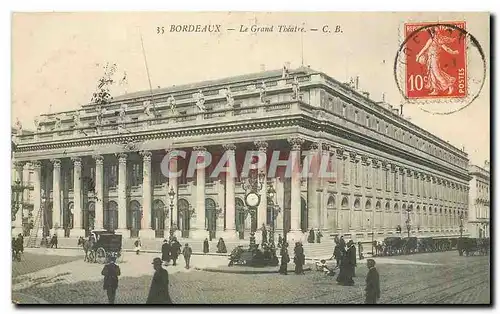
[12,67,471,241]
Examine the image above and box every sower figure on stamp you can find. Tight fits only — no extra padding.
[365,259,380,304]
[101,255,121,304]
[146,258,173,304]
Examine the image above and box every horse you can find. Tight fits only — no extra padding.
[78,237,94,262]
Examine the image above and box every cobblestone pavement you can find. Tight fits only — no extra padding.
[12,250,490,304]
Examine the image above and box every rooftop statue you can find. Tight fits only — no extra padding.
[259,81,267,103]
[195,90,206,112]
[73,111,81,127]
[167,96,176,114]
[225,88,234,108]
[292,76,300,100]
[143,100,152,117]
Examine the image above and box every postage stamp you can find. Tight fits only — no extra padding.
[394,21,486,115]
[404,21,467,100]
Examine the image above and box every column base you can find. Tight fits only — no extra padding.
[70,228,86,238]
[218,229,239,241]
[139,229,156,240]
[286,230,306,244]
[190,229,209,240]
[115,229,129,238]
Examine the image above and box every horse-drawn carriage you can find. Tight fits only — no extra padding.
[79,230,123,264]
[457,237,489,256]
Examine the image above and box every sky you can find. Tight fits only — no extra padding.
[11,12,490,166]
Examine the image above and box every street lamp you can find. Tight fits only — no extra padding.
[168,186,176,234]
[267,183,281,247]
[405,207,412,238]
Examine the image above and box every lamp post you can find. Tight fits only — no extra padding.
[168,186,176,235]
[267,183,281,247]
[405,207,412,238]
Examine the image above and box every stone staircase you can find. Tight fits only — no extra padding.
[42,237,338,260]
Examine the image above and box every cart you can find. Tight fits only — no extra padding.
[88,230,123,264]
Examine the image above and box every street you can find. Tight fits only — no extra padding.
[12,248,490,304]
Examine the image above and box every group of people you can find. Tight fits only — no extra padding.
[101,255,173,304]
[201,237,228,254]
[161,237,190,268]
[307,228,323,244]
[278,240,306,275]
[12,233,24,261]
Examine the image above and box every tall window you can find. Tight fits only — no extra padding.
[130,163,142,187]
[385,169,389,191]
[394,171,398,192]
[354,160,359,185]
[402,172,406,194]
[376,120,380,132]
[366,115,370,127]
[342,105,347,117]
[153,161,166,186]
[354,110,359,123]
[107,164,118,188]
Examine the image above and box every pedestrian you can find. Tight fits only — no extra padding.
[146,257,173,304]
[50,234,58,248]
[277,234,283,248]
[101,255,121,304]
[339,236,346,251]
[134,238,141,255]
[343,240,356,285]
[307,228,315,243]
[261,224,268,245]
[333,244,342,267]
[161,240,171,265]
[358,242,364,260]
[365,259,380,304]
[216,237,227,253]
[316,229,323,243]
[203,238,209,254]
[182,243,192,269]
[279,246,290,275]
[170,238,181,266]
[294,242,305,274]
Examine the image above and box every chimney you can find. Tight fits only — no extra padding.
[260,64,266,71]
[392,108,399,115]
[362,91,370,98]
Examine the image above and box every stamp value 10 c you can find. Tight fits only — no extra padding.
[404,21,467,100]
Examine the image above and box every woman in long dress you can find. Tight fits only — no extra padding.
[415,27,460,96]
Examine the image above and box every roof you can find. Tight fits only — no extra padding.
[112,66,318,101]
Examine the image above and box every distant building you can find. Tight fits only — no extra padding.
[468,162,490,238]
[13,67,470,240]
[11,127,35,236]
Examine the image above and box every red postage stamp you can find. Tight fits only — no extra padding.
[404,21,467,100]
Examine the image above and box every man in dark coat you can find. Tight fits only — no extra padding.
[216,238,227,253]
[182,243,192,269]
[293,242,305,274]
[261,224,268,245]
[161,240,171,265]
[307,229,315,243]
[50,234,58,248]
[279,247,290,275]
[170,238,181,266]
[146,257,172,304]
[336,247,347,285]
[346,240,356,284]
[203,238,209,254]
[339,236,346,251]
[365,259,380,304]
[101,256,121,304]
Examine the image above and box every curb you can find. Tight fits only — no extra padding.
[195,266,312,274]
[26,247,230,257]
[12,292,50,304]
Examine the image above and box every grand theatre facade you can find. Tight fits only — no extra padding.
[12,67,471,241]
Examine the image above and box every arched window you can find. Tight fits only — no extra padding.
[365,200,372,210]
[375,201,381,210]
[104,201,118,231]
[354,198,361,209]
[327,195,335,208]
[341,197,349,208]
[235,198,246,232]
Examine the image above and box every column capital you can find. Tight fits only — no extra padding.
[193,146,206,152]
[93,154,104,165]
[309,142,320,151]
[13,161,25,170]
[140,151,152,162]
[117,153,128,163]
[321,142,333,153]
[288,137,304,151]
[254,140,268,152]
[361,156,371,165]
[71,157,82,167]
[222,143,237,152]
[51,159,62,168]
[32,161,42,169]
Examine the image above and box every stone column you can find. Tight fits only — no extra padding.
[140,151,155,239]
[12,162,24,235]
[335,148,345,233]
[192,146,207,239]
[71,157,85,237]
[307,142,320,230]
[116,153,129,236]
[275,177,284,234]
[93,155,104,230]
[222,143,237,238]
[255,140,268,242]
[320,143,331,233]
[288,137,304,242]
[33,162,43,238]
[51,159,63,236]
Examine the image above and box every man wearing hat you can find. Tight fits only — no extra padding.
[346,240,357,284]
[101,255,121,304]
[146,257,172,304]
[182,243,193,269]
[365,259,380,304]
